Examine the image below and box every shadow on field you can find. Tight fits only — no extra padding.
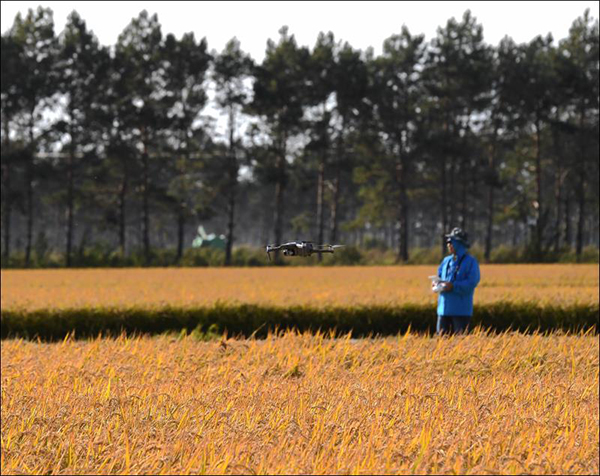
[1,302,598,341]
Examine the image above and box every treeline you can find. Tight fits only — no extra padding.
[1,7,598,268]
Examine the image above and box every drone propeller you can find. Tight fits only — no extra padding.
[318,244,344,250]
[265,244,280,261]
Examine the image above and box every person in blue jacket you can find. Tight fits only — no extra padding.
[433,227,480,335]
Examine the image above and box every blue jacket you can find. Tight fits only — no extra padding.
[437,239,480,317]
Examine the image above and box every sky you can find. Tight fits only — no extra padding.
[2,1,599,62]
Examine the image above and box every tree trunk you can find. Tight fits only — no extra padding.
[449,156,456,228]
[395,149,409,263]
[225,107,237,267]
[484,136,497,262]
[316,109,329,261]
[272,133,287,263]
[329,168,340,245]
[534,118,543,259]
[484,181,494,261]
[141,131,150,265]
[119,165,128,256]
[177,202,185,263]
[316,156,325,261]
[553,172,563,252]
[440,119,449,257]
[467,157,477,234]
[25,156,33,267]
[225,180,236,266]
[448,121,459,228]
[25,112,35,268]
[441,154,448,257]
[397,193,408,262]
[552,180,560,252]
[551,110,564,252]
[575,106,586,261]
[329,134,343,245]
[175,130,191,264]
[459,157,468,230]
[65,130,75,267]
[575,169,586,261]
[564,192,571,249]
[1,119,11,262]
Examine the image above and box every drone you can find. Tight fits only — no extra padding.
[265,241,344,261]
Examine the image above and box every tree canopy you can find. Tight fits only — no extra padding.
[1,8,598,267]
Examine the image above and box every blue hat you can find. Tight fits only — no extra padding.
[445,227,471,248]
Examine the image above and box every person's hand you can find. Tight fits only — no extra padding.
[441,281,453,292]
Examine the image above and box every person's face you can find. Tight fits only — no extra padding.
[447,241,455,255]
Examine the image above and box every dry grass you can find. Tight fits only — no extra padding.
[1,264,598,311]
[2,330,598,475]
[2,265,598,473]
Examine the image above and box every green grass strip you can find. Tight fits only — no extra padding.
[1,302,598,341]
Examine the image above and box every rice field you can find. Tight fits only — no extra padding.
[1,330,598,474]
[1,264,598,311]
[1,264,598,474]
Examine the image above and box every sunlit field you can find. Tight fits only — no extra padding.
[1,264,598,474]
[1,330,598,475]
[1,264,598,311]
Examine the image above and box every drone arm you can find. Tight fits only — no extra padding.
[313,245,335,253]
[266,244,284,261]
